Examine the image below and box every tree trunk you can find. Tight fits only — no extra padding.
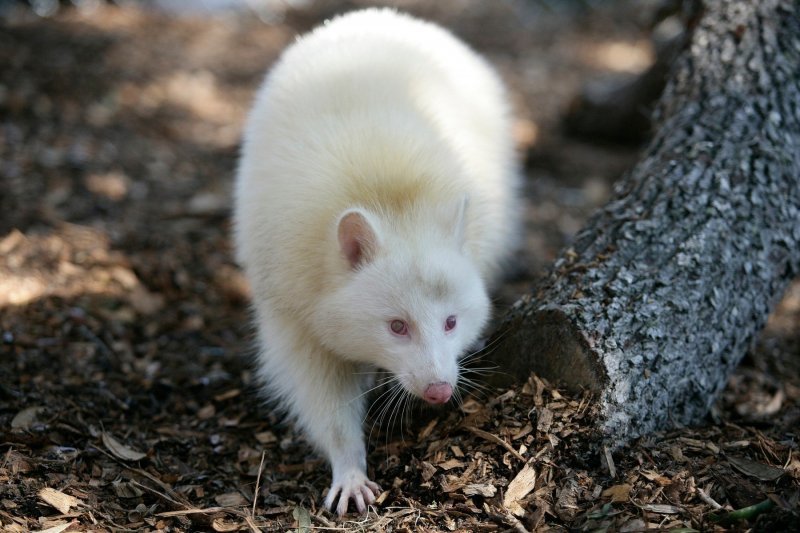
[488,0,800,444]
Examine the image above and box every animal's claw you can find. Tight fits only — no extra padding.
[324,469,381,516]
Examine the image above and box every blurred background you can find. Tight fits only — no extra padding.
[0,0,667,303]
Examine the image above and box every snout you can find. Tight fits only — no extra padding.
[423,382,452,405]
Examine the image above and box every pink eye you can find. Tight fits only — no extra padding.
[390,319,409,336]
[444,315,457,332]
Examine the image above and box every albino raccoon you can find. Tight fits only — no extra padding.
[234,8,518,515]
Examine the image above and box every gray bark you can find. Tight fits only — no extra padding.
[488,0,800,444]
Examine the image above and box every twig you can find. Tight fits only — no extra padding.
[465,426,526,462]
[245,514,261,533]
[696,486,723,510]
[504,512,531,533]
[157,507,229,517]
[93,445,190,507]
[603,445,617,478]
[252,450,266,518]
[129,479,188,510]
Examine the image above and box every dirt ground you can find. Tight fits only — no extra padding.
[1,1,798,531]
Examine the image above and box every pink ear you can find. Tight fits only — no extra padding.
[337,209,381,270]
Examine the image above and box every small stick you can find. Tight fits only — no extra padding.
[252,450,266,519]
[696,486,723,510]
[465,426,526,462]
[603,445,617,478]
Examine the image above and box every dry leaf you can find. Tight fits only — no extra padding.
[727,455,784,481]
[640,470,672,486]
[292,505,312,532]
[102,431,147,461]
[602,483,632,503]
[11,406,45,429]
[504,462,537,514]
[215,492,247,507]
[38,488,80,514]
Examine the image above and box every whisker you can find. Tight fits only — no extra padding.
[367,382,404,442]
[351,373,400,406]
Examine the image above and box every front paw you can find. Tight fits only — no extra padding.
[324,469,381,516]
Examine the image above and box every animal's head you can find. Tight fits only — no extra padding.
[313,198,490,405]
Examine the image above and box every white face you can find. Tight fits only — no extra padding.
[314,246,490,402]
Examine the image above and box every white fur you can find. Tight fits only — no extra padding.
[234,8,518,515]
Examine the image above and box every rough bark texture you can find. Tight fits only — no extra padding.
[489,0,800,444]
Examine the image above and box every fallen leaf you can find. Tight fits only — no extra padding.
[292,505,311,532]
[727,455,784,481]
[602,483,632,503]
[640,470,672,486]
[215,492,247,507]
[102,432,147,461]
[38,488,80,514]
[11,406,45,429]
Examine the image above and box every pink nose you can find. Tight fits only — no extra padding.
[423,382,453,405]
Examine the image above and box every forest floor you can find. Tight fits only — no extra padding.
[1,1,798,531]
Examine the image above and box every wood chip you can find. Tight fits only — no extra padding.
[535,407,553,433]
[421,461,437,481]
[439,459,466,471]
[418,419,438,441]
[101,431,146,461]
[463,483,497,497]
[34,521,77,533]
[603,445,617,478]
[38,488,80,514]
[213,389,241,402]
[503,462,537,512]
